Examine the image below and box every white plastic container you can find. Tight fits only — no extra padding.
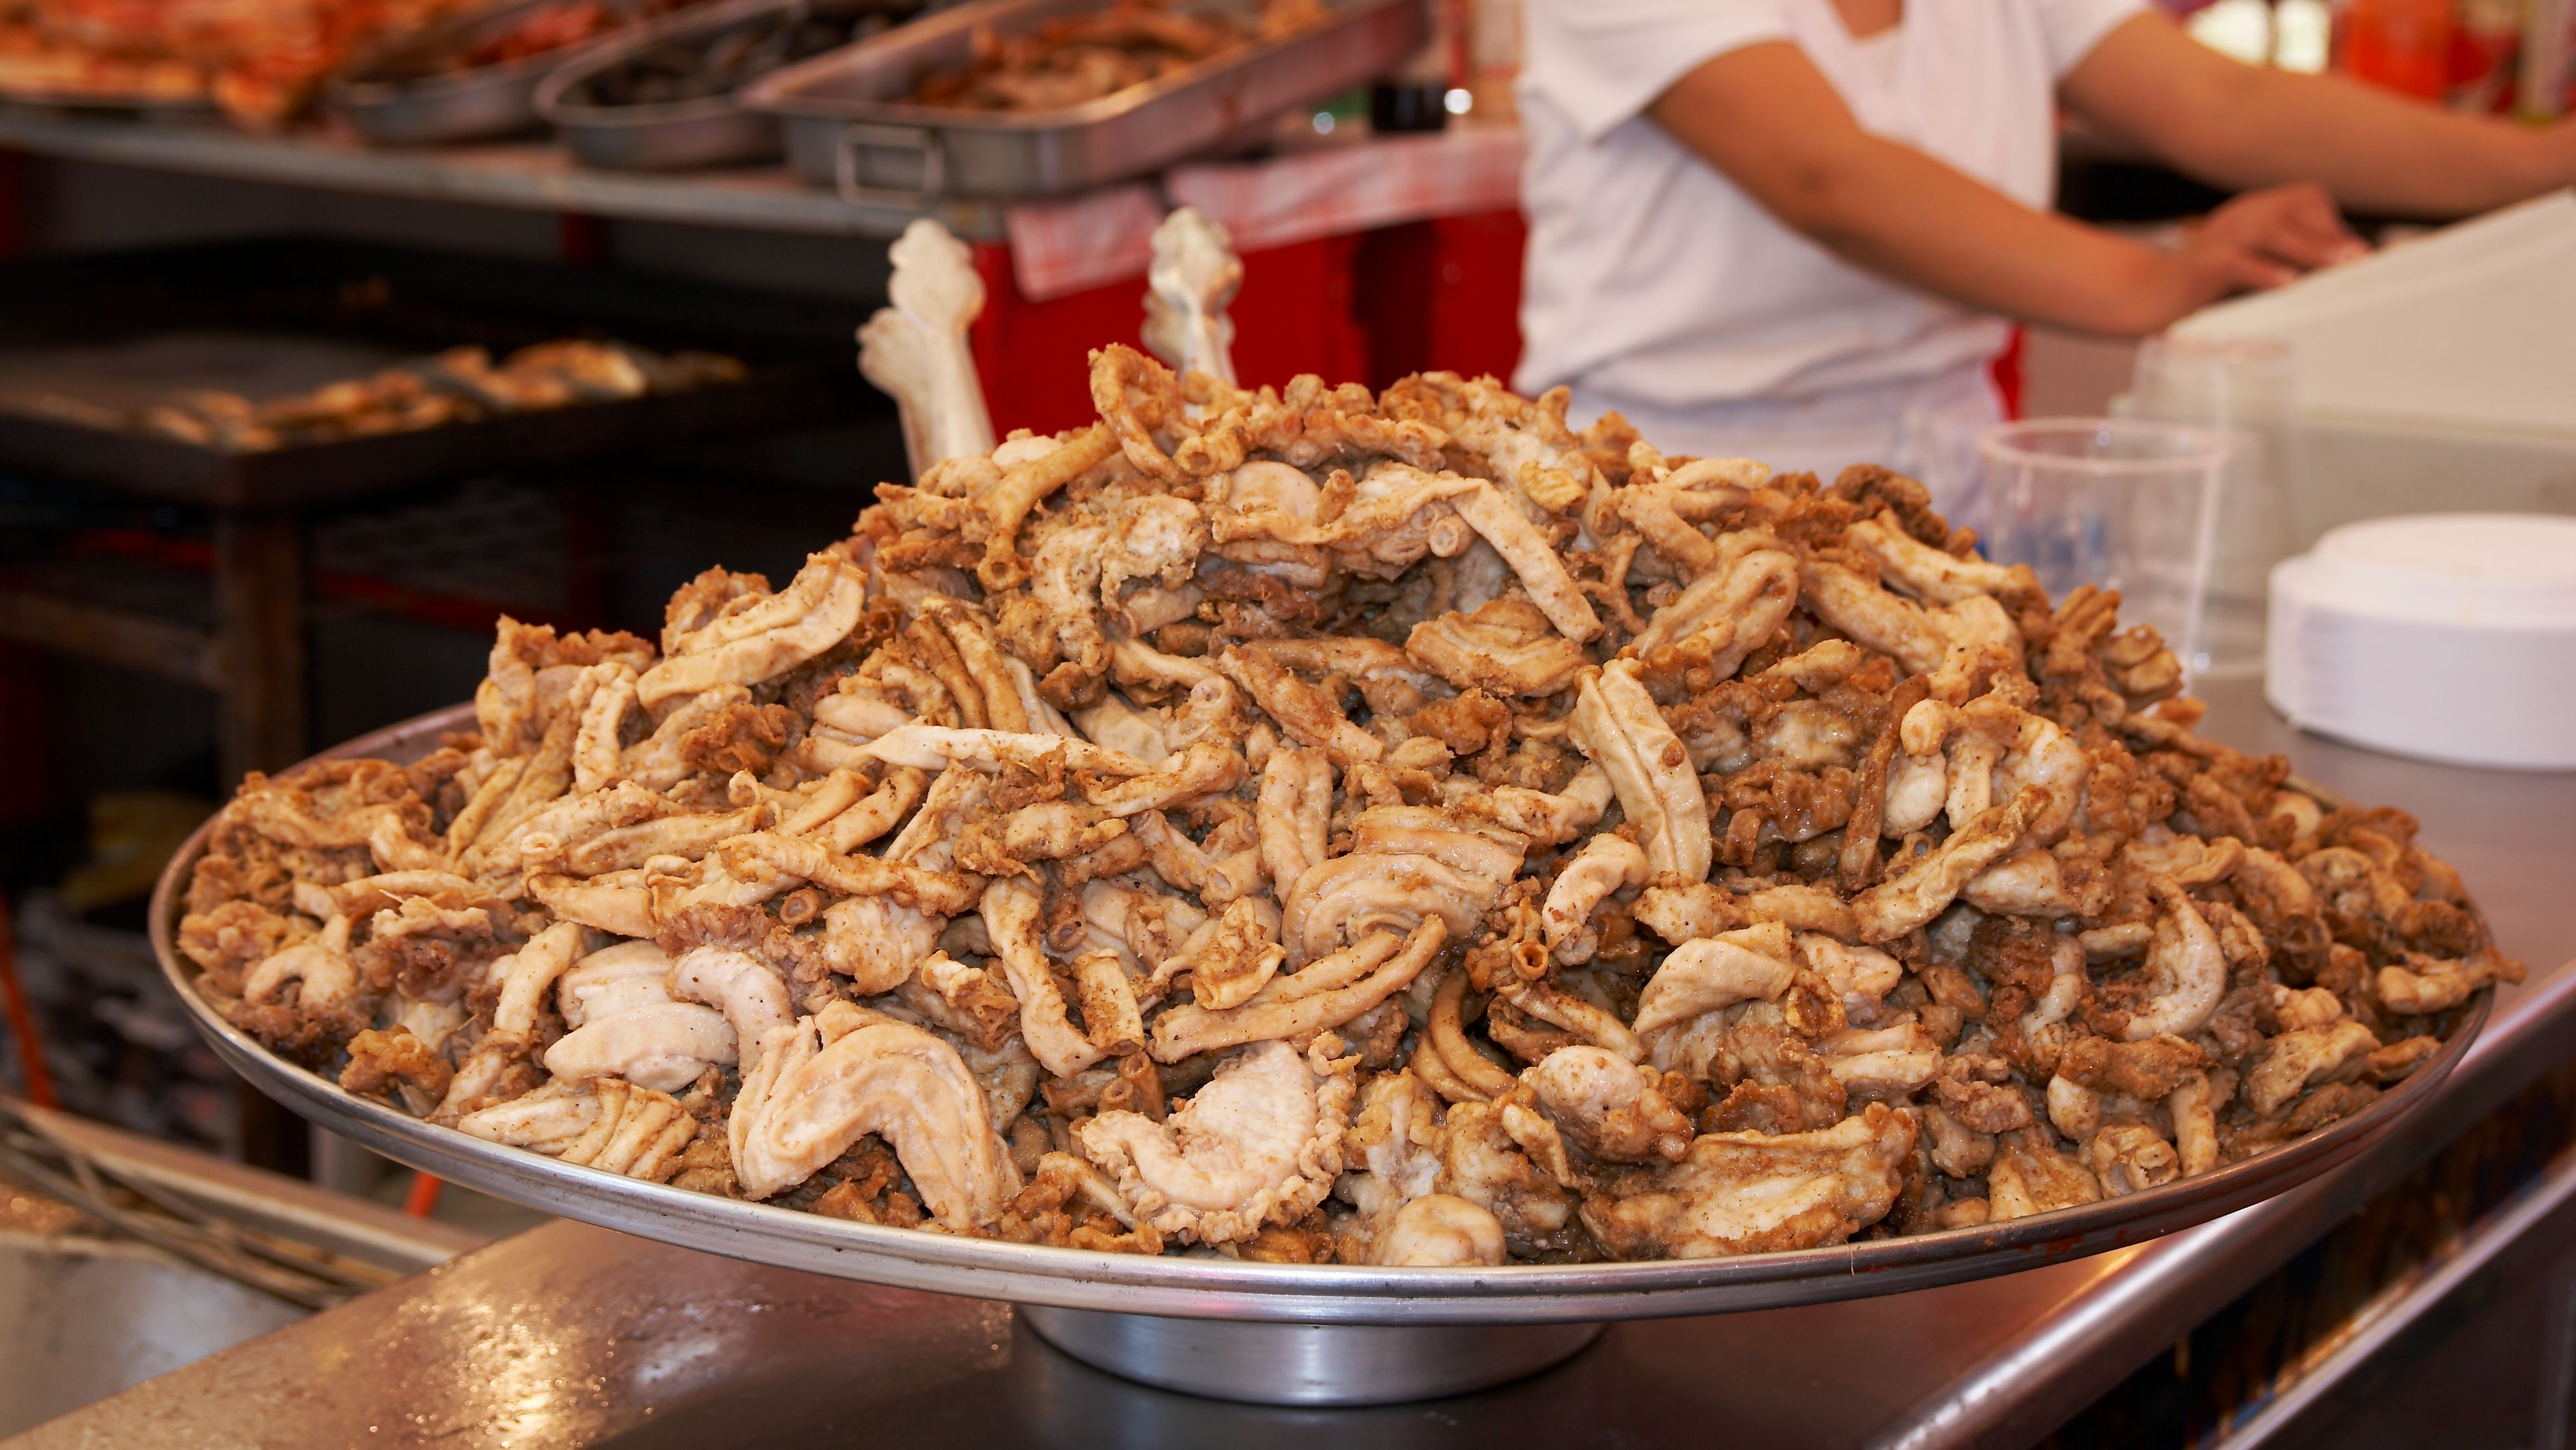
[2176,191,2576,442]
[1978,418,2229,681]
[2267,513,2576,770]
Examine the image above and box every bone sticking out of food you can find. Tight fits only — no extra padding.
[860,218,996,477]
[1143,206,1242,388]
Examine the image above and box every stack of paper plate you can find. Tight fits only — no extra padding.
[2267,513,2576,769]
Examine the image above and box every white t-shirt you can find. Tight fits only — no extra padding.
[1514,0,2143,475]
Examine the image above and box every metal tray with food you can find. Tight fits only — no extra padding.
[739,0,1425,204]
[148,705,2492,1405]
[147,338,2512,1406]
[538,0,929,171]
[0,13,217,115]
[0,238,872,509]
[331,0,716,145]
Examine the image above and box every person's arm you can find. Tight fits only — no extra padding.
[2063,13,2576,218]
[1647,42,2358,336]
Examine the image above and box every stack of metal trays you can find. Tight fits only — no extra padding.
[538,0,932,172]
[331,0,712,145]
[740,0,1426,204]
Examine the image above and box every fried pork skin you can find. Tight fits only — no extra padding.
[1583,1104,1916,1259]
[179,348,2512,1263]
[1079,1038,1354,1246]
[731,1014,1020,1227]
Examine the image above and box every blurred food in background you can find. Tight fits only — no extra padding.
[54,791,206,916]
[0,0,489,123]
[426,0,711,74]
[19,341,750,453]
[906,0,1327,112]
[570,0,922,108]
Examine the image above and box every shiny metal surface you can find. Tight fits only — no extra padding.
[742,0,1426,202]
[6,1217,2050,1447]
[149,698,2488,1332]
[0,1225,307,1438]
[0,1113,486,1439]
[1020,1307,1603,1405]
[332,0,667,145]
[0,1220,2168,1447]
[4,1218,1016,1449]
[538,0,799,172]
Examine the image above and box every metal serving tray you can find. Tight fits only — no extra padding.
[0,238,872,510]
[0,87,219,119]
[332,0,702,145]
[149,701,2494,1402]
[538,0,795,171]
[538,0,929,172]
[740,0,1426,204]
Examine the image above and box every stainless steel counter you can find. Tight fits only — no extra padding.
[13,681,2572,1449]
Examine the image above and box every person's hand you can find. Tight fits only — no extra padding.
[2545,116,2576,188]
[2184,182,2368,288]
[2138,183,2366,328]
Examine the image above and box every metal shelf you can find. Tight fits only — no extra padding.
[0,109,1006,240]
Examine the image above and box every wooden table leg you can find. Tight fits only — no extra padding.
[212,511,311,1175]
[212,511,307,787]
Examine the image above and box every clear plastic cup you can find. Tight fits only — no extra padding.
[2127,334,2300,681]
[1977,418,2230,679]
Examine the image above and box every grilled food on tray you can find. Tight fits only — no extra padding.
[0,17,203,102]
[0,0,483,123]
[907,0,1325,112]
[572,0,923,108]
[59,340,747,451]
[176,346,2517,1264]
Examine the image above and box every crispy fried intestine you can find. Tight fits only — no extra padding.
[179,346,2516,1261]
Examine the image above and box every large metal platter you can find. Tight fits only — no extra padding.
[152,702,2491,1326]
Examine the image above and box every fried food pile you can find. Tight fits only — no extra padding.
[96,341,746,452]
[908,0,1324,113]
[176,347,2519,1264]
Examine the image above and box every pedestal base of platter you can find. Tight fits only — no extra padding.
[1018,1305,1605,1406]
